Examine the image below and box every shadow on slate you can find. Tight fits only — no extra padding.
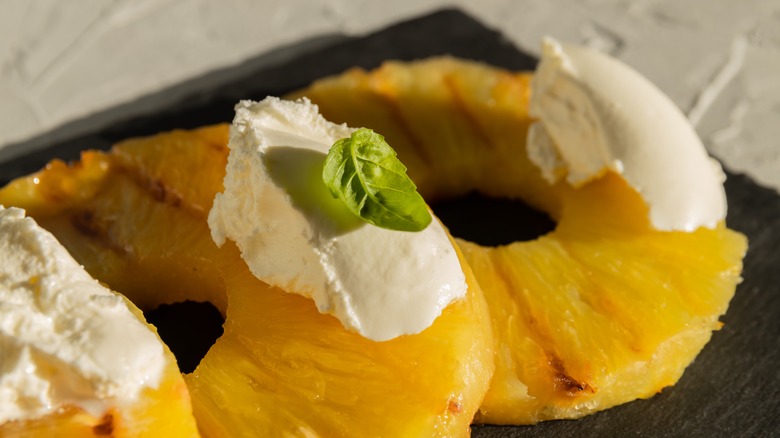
[0,8,777,438]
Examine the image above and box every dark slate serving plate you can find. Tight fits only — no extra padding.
[1,9,778,438]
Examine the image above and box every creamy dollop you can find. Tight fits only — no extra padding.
[528,38,727,231]
[0,206,166,423]
[208,97,466,342]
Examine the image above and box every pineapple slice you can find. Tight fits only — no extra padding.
[0,125,495,437]
[293,57,748,424]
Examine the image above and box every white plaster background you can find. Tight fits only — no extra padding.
[0,0,778,190]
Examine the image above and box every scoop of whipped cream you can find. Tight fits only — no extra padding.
[208,97,466,342]
[528,38,727,231]
[0,206,166,423]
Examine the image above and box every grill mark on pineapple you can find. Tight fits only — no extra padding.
[72,210,100,237]
[442,73,495,151]
[71,210,131,255]
[92,413,114,436]
[447,398,463,414]
[114,164,202,216]
[371,89,434,167]
[490,246,597,398]
[490,248,554,348]
[122,168,184,207]
[548,354,595,397]
[205,137,229,154]
[149,178,182,206]
[554,236,647,354]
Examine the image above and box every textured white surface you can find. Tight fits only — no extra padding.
[0,0,778,191]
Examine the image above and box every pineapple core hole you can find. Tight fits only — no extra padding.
[431,192,556,246]
[144,300,225,374]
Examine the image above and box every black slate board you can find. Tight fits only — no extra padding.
[1,9,778,438]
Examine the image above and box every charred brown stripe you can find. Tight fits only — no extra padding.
[442,73,495,151]
[92,413,114,436]
[548,354,596,397]
[117,165,184,209]
[371,88,435,168]
[71,209,131,255]
[206,136,229,154]
[491,252,596,399]
[448,398,463,414]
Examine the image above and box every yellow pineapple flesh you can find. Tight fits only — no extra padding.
[294,57,748,424]
[0,125,495,437]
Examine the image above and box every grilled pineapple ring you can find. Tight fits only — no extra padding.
[293,57,747,424]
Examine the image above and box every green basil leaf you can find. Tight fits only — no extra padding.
[322,128,432,232]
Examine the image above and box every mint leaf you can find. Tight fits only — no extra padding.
[322,128,432,232]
